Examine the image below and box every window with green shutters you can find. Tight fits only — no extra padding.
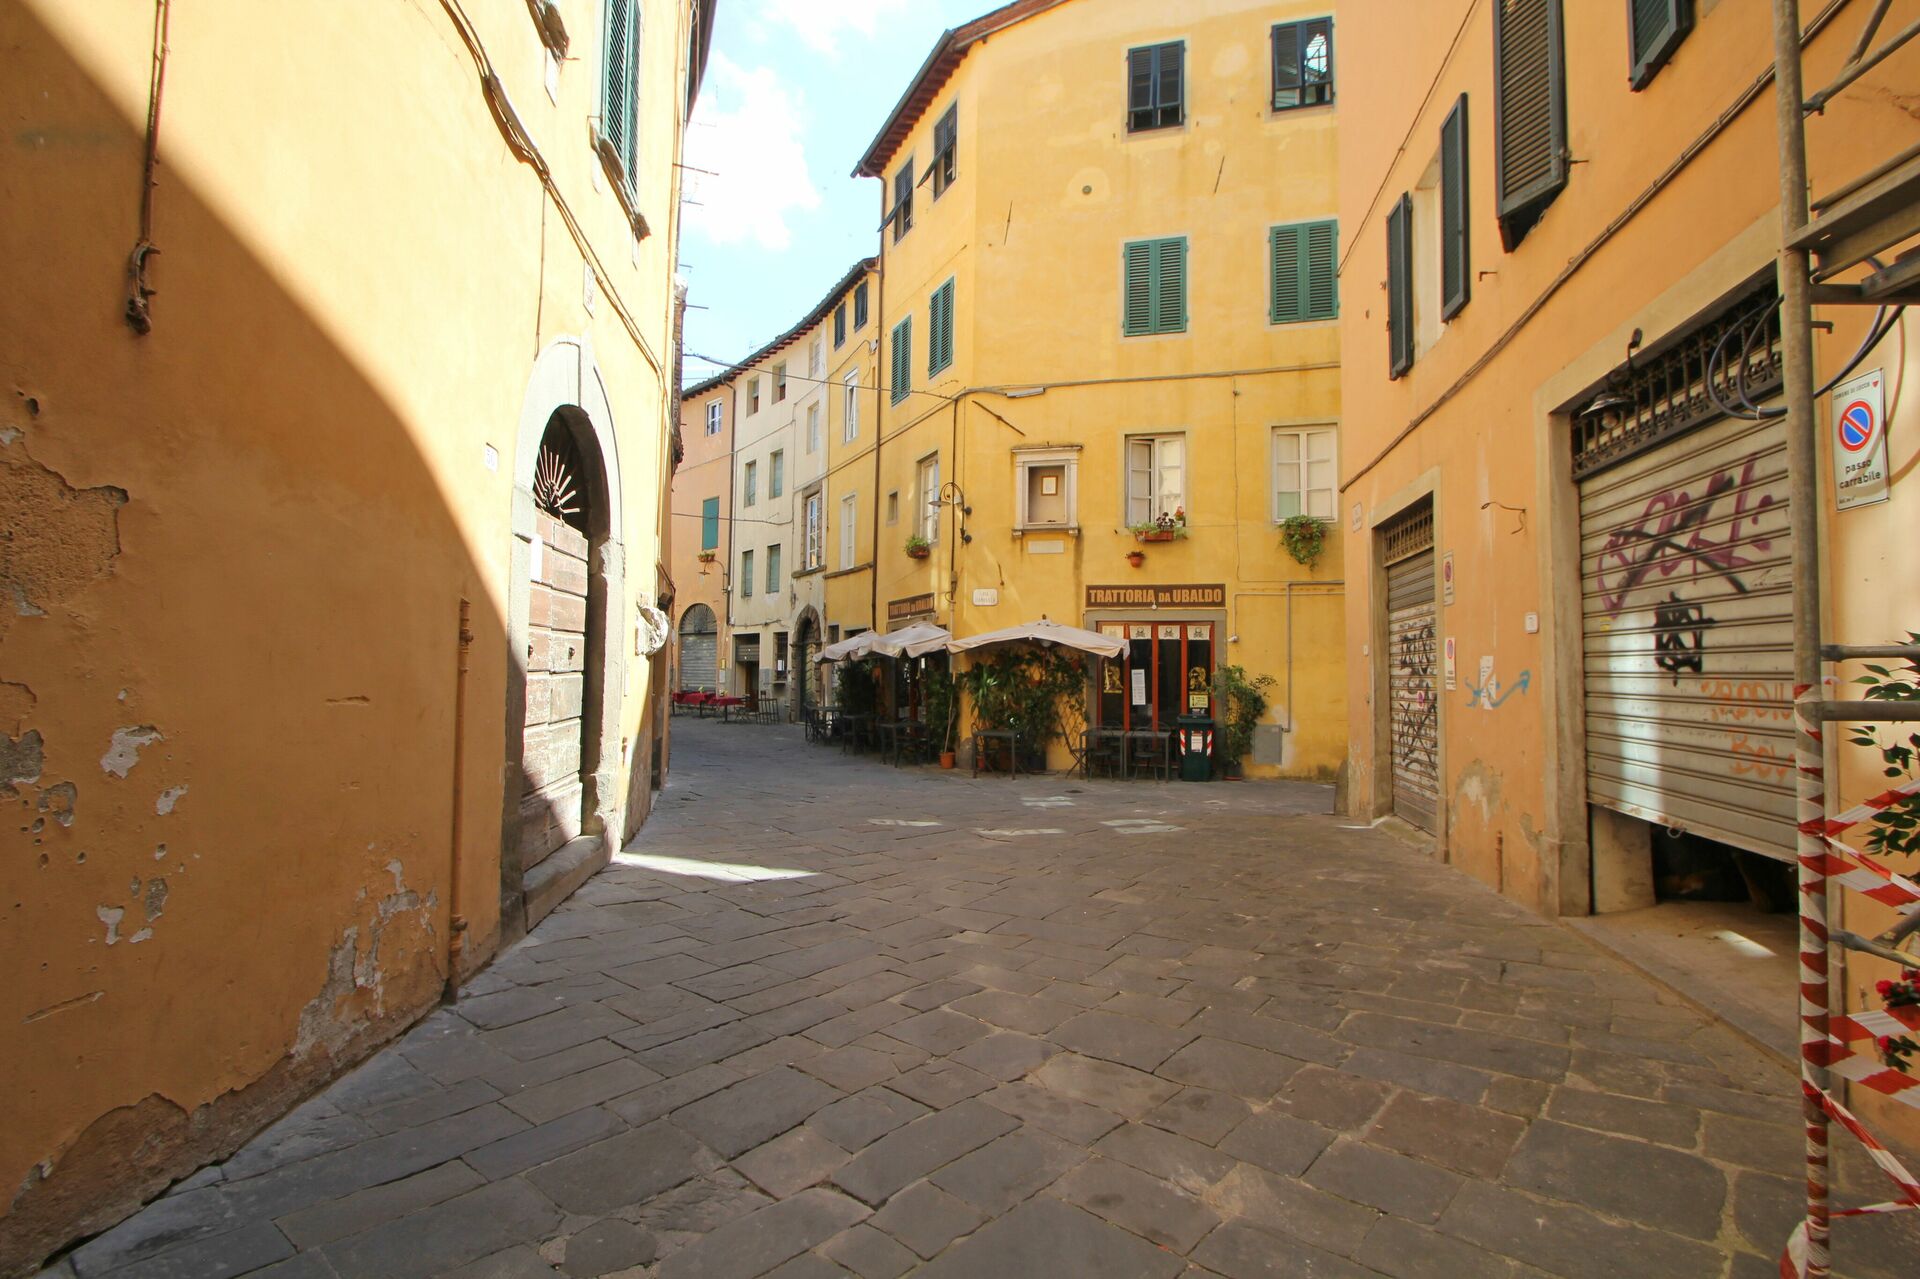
[1269,221,1338,324]
[1492,0,1567,250]
[1628,0,1692,89]
[928,280,955,375]
[701,496,719,551]
[1386,194,1414,379]
[1440,95,1471,320]
[600,0,642,191]
[890,317,912,404]
[1122,238,1187,336]
[1126,42,1184,132]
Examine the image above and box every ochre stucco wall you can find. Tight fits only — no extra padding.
[0,1,690,1270]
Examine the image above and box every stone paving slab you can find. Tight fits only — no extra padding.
[50,719,1920,1278]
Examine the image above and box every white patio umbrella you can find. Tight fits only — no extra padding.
[871,622,952,658]
[944,618,1124,659]
[816,630,883,662]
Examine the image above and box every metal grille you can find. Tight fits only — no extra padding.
[1572,280,1782,479]
[1382,499,1434,565]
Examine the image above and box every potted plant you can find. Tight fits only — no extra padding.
[1129,509,1188,543]
[1126,549,1146,568]
[1280,514,1327,567]
[905,534,932,559]
[1211,663,1275,779]
[926,668,959,768]
[696,549,717,564]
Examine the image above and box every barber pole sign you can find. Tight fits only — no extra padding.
[1830,369,1889,511]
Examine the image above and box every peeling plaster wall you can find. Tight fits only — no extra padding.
[0,1,690,1272]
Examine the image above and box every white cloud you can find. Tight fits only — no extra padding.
[753,0,914,58]
[683,52,822,252]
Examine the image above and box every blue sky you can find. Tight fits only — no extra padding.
[677,0,982,383]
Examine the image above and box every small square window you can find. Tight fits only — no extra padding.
[886,491,899,525]
[1015,451,1078,530]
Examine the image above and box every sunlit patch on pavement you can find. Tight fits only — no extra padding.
[610,852,817,882]
[1101,818,1182,835]
[868,818,943,827]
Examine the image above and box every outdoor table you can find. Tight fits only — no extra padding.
[1081,728,1127,780]
[1123,729,1173,781]
[887,719,930,767]
[837,713,872,754]
[972,729,1021,779]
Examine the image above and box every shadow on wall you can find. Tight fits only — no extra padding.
[0,10,652,1274]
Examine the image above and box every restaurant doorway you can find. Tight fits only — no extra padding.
[1092,621,1216,731]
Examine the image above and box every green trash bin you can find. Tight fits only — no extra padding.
[1176,715,1215,782]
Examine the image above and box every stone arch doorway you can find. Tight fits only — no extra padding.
[792,607,825,716]
[679,603,719,692]
[503,339,626,937]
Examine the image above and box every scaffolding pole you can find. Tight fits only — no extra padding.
[1771,0,1831,1274]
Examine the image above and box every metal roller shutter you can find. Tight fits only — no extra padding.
[1385,504,1438,832]
[1578,407,1792,859]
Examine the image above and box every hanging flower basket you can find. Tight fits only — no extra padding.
[905,535,932,559]
[696,550,717,564]
[1126,550,1146,567]
[1133,530,1179,543]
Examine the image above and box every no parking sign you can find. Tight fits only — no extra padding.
[1830,368,1889,511]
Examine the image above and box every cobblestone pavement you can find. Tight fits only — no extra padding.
[55,719,1919,1279]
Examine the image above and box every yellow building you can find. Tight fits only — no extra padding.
[1335,1,1916,1135]
[847,0,1347,777]
[0,1,712,1270]
[673,373,735,693]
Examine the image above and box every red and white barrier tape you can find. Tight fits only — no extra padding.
[1780,1082,1920,1278]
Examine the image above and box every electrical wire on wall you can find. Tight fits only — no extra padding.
[126,0,171,335]
[1704,261,1904,421]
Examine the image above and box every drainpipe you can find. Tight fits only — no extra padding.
[446,598,474,999]
[870,208,888,632]
[1770,2,1828,1274]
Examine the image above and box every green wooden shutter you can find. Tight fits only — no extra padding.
[1440,95,1470,320]
[1304,221,1336,319]
[1153,238,1186,334]
[1127,46,1154,129]
[1492,0,1567,250]
[1272,223,1338,323]
[601,0,641,184]
[1156,43,1184,124]
[890,317,912,403]
[701,496,719,550]
[1270,226,1302,323]
[1628,0,1691,89]
[1387,194,1414,379]
[1123,241,1155,335]
[929,281,954,375]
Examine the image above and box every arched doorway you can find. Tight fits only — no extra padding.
[792,607,820,716]
[679,604,718,692]
[518,409,608,908]
[503,337,627,937]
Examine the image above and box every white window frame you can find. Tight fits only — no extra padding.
[842,368,860,442]
[773,362,788,403]
[1013,447,1080,531]
[803,490,824,569]
[1124,434,1186,526]
[810,337,824,378]
[747,376,760,415]
[916,454,941,544]
[1271,426,1337,522]
[705,399,722,435]
[766,542,782,593]
[743,459,757,507]
[769,449,784,500]
[740,548,754,597]
[839,494,858,569]
[805,403,820,455]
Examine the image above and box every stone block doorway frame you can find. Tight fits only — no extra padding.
[501,336,627,942]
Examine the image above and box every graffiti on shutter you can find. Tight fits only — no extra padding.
[1579,408,1792,858]
[1383,502,1438,832]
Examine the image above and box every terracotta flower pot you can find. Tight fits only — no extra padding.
[1126,551,1146,567]
[1135,530,1178,543]
[939,751,957,769]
